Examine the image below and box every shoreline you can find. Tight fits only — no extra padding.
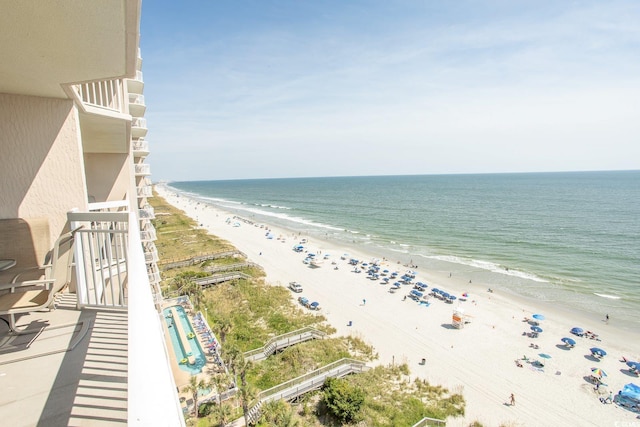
[156,184,640,426]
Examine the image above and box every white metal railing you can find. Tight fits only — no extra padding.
[134,163,151,175]
[140,228,157,242]
[88,200,129,212]
[148,270,161,284]
[68,211,129,308]
[144,247,159,264]
[137,185,153,198]
[132,139,149,153]
[132,117,147,129]
[134,70,143,82]
[139,205,155,219]
[72,79,126,113]
[129,93,145,106]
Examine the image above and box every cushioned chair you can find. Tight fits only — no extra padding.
[0,229,76,333]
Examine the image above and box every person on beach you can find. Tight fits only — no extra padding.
[605,314,609,323]
[509,393,516,406]
[362,299,366,306]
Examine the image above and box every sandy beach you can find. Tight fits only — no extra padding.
[157,185,640,426]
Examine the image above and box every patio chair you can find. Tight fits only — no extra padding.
[0,229,76,334]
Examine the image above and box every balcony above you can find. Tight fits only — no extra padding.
[127,70,144,94]
[0,1,140,99]
[148,270,162,285]
[131,117,147,138]
[128,93,146,117]
[134,163,151,176]
[132,138,150,157]
[71,79,131,153]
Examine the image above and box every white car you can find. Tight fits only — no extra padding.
[288,282,303,293]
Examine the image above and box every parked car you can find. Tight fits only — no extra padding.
[289,282,303,293]
[308,301,321,311]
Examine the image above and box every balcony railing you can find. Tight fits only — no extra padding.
[140,228,157,242]
[131,117,147,130]
[132,139,149,155]
[68,211,129,308]
[134,163,151,176]
[129,93,145,106]
[139,205,155,219]
[137,185,153,198]
[127,71,144,94]
[144,247,159,264]
[71,79,126,114]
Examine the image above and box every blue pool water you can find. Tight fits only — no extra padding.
[163,305,206,374]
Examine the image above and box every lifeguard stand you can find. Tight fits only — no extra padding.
[452,308,465,329]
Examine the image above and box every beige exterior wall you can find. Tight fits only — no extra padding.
[0,93,87,244]
[84,152,130,203]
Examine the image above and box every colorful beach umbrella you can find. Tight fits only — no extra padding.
[532,314,545,321]
[531,326,543,333]
[591,368,607,377]
[561,337,576,346]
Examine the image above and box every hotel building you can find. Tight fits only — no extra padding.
[0,1,184,425]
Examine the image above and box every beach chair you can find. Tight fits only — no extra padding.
[0,229,76,333]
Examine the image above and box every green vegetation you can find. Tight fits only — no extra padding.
[322,377,365,423]
[150,191,465,426]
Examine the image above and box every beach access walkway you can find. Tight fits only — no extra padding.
[194,272,251,288]
[238,358,370,425]
[158,250,246,271]
[243,327,327,362]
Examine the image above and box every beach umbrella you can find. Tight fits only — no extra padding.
[539,353,552,360]
[532,314,545,321]
[570,327,584,335]
[531,326,543,333]
[626,361,640,370]
[590,347,607,357]
[561,337,576,346]
[462,292,468,298]
[442,292,450,298]
[591,368,607,378]
[448,295,457,301]
[432,288,439,293]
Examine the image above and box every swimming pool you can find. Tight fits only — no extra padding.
[163,305,206,374]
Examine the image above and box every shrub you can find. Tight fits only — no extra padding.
[322,377,365,423]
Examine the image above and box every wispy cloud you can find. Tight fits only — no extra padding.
[142,0,640,180]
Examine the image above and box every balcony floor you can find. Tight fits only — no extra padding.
[0,293,128,426]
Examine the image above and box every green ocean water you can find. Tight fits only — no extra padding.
[169,170,640,329]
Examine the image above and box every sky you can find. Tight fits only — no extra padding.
[140,0,640,181]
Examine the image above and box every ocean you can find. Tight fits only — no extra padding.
[167,171,640,330]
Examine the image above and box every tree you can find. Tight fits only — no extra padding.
[218,318,232,345]
[173,273,203,308]
[224,346,256,426]
[182,375,206,420]
[322,377,365,424]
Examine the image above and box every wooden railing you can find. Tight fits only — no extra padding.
[243,327,326,362]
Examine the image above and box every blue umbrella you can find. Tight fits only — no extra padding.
[561,337,576,346]
[590,347,607,357]
[532,314,545,321]
[539,353,552,359]
[432,288,439,293]
[570,327,584,336]
[626,361,640,370]
[442,292,450,298]
[448,295,457,300]
[531,326,543,333]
